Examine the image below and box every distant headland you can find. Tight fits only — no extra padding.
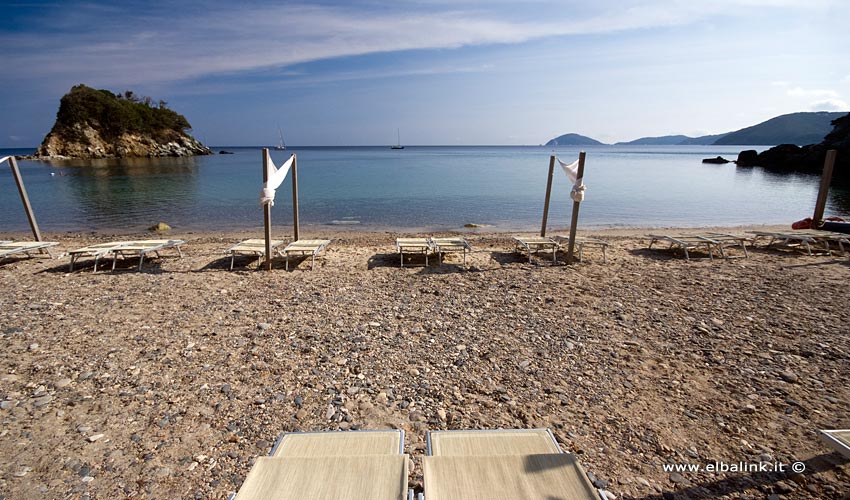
[546,111,847,147]
[28,84,211,160]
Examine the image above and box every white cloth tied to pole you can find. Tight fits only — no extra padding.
[259,151,294,206]
[557,157,586,203]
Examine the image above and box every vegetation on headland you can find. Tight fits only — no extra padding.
[52,84,191,144]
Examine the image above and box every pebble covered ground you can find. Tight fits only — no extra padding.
[1,229,849,500]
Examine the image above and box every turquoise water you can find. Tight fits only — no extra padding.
[1,146,847,232]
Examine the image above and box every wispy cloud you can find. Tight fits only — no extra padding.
[0,0,836,88]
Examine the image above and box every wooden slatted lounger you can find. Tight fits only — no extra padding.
[107,240,185,271]
[424,429,601,500]
[396,238,433,267]
[0,241,59,261]
[820,429,850,459]
[227,238,287,270]
[646,234,717,261]
[513,236,559,263]
[553,236,610,263]
[430,237,472,267]
[232,430,409,500]
[283,239,332,270]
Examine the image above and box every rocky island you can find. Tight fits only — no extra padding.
[30,84,211,159]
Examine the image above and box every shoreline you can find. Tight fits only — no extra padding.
[0,223,795,242]
[1,226,847,499]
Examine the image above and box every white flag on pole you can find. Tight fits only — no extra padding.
[557,157,586,203]
[260,151,294,206]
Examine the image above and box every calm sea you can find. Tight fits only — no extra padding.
[1,145,847,233]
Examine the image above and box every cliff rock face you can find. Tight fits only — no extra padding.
[35,124,210,159]
[31,84,212,160]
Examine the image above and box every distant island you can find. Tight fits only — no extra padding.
[548,111,847,147]
[30,84,211,159]
[544,133,604,146]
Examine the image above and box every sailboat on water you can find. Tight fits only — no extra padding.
[391,128,404,150]
[274,126,286,151]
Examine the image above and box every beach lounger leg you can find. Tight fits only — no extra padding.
[138,254,145,271]
[176,246,183,258]
[463,249,467,267]
[577,243,583,263]
[286,253,290,271]
[425,249,428,267]
[69,255,76,272]
[400,250,404,268]
[311,253,316,271]
[93,256,99,272]
[683,247,690,261]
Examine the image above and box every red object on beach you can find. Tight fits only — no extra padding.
[792,216,845,229]
[792,218,812,229]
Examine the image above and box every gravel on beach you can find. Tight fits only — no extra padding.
[1,228,849,499]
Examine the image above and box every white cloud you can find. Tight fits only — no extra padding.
[786,87,839,98]
[810,99,849,111]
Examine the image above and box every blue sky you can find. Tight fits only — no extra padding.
[1,0,848,146]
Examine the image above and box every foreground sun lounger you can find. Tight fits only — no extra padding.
[820,429,850,459]
[68,242,127,271]
[552,236,610,263]
[430,237,471,267]
[788,229,849,255]
[227,238,287,270]
[282,239,331,270]
[646,234,717,261]
[68,240,184,272]
[747,231,826,256]
[0,241,59,261]
[513,237,559,263]
[106,239,185,271]
[396,238,433,267]
[423,429,600,500]
[232,430,409,500]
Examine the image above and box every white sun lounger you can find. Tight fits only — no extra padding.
[423,429,601,500]
[553,236,611,263]
[747,230,826,256]
[232,430,409,500]
[647,234,718,261]
[282,239,332,270]
[106,239,185,271]
[396,238,433,267]
[227,238,287,270]
[513,237,559,263]
[0,241,59,261]
[68,242,128,271]
[820,429,850,459]
[430,237,472,267]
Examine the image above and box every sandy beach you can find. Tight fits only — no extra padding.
[1,227,849,499]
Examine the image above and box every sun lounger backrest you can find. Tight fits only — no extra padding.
[428,429,560,456]
[423,454,599,500]
[272,430,403,457]
[235,455,409,500]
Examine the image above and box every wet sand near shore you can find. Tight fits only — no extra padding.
[1,227,849,499]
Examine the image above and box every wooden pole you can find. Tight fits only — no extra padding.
[262,148,272,270]
[540,154,555,237]
[291,154,300,241]
[566,151,586,265]
[6,156,43,241]
[812,149,837,227]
